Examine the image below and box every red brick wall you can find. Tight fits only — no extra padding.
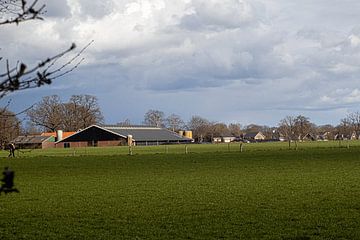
[42,142,55,149]
[55,140,126,148]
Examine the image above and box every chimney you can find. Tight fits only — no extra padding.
[56,130,63,141]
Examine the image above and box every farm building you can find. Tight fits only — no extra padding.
[212,136,236,143]
[55,125,193,148]
[13,135,55,149]
[243,132,266,141]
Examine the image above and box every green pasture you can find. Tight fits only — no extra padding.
[1,140,359,157]
[1,142,360,239]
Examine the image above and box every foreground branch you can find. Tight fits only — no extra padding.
[0,40,93,99]
[0,0,45,25]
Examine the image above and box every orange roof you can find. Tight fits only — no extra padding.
[41,132,76,138]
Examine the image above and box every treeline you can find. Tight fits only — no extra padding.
[2,95,360,145]
[138,110,360,143]
[0,95,103,146]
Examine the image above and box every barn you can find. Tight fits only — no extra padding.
[13,135,55,149]
[55,125,193,148]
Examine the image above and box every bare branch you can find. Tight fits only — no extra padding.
[0,41,93,99]
[0,0,45,25]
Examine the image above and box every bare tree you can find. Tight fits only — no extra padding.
[210,122,230,138]
[316,124,336,140]
[166,114,184,132]
[26,95,63,132]
[278,116,297,149]
[228,123,242,137]
[117,118,131,127]
[187,115,211,142]
[144,109,165,127]
[346,111,360,139]
[336,117,353,140]
[63,95,103,131]
[244,124,264,133]
[27,94,103,132]
[0,108,21,148]
[294,115,313,141]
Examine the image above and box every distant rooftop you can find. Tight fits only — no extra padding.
[101,125,161,130]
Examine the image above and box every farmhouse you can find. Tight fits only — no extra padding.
[55,125,193,148]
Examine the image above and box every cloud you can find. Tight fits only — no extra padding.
[3,0,360,125]
[180,0,261,30]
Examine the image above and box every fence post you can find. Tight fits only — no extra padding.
[185,145,188,154]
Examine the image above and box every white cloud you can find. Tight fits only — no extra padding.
[3,0,360,125]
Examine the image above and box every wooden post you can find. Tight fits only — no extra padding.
[128,135,133,155]
[240,143,243,152]
[185,145,188,154]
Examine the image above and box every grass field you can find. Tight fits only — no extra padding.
[1,142,360,239]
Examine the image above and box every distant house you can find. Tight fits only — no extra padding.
[212,137,222,143]
[316,132,331,141]
[302,133,316,141]
[243,132,266,141]
[350,132,358,140]
[55,125,193,148]
[13,135,55,149]
[212,136,236,143]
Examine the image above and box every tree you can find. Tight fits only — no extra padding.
[0,108,21,147]
[346,111,360,139]
[316,124,336,140]
[166,114,184,132]
[336,118,353,140]
[278,116,297,149]
[0,0,92,100]
[228,123,242,137]
[63,95,104,131]
[27,94,103,132]
[143,109,165,127]
[26,95,63,132]
[210,122,230,137]
[294,115,313,141]
[117,118,131,127]
[187,115,211,142]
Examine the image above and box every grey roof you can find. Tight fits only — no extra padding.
[102,125,192,142]
[244,132,258,138]
[13,135,51,144]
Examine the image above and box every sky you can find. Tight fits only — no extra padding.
[2,0,360,126]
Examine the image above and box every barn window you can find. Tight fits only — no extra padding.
[64,143,70,148]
